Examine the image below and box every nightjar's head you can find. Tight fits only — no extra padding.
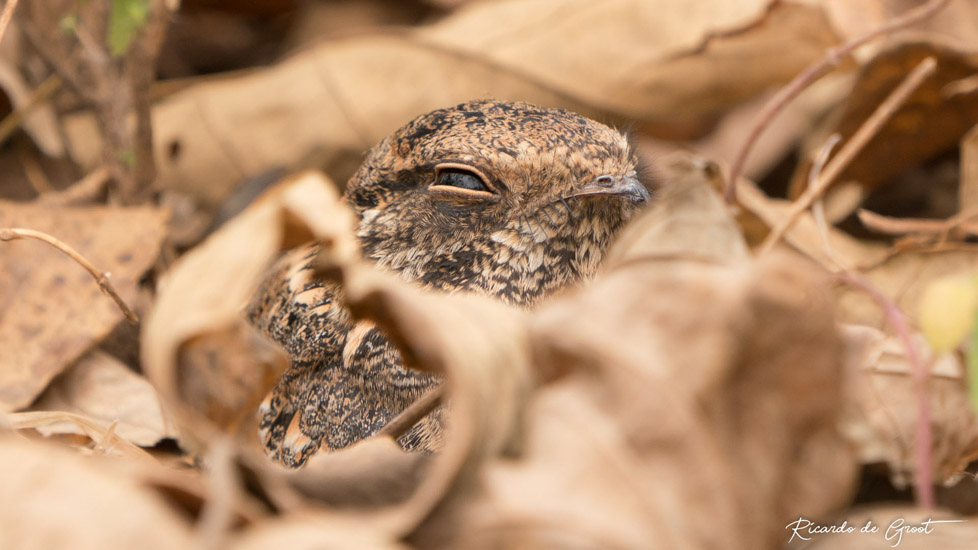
[345,100,650,306]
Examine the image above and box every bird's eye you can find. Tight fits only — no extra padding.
[431,163,494,197]
[439,170,486,191]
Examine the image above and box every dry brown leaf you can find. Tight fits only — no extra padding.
[787,505,976,549]
[823,0,978,56]
[604,152,749,267]
[230,517,408,550]
[142,171,351,452]
[64,0,839,210]
[427,248,854,549]
[177,319,288,439]
[0,201,167,412]
[840,324,978,486]
[6,409,158,463]
[789,42,978,197]
[638,72,854,183]
[284,437,428,508]
[29,350,177,447]
[420,0,838,126]
[0,438,193,550]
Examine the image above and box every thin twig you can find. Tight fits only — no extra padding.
[0,0,21,47]
[836,271,934,509]
[38,166,110,206]
[17,17,92,101]
[0,227,139,323]
[724,0,952,203]
[377,384,445,440]
[0,73,62,147]
[858,206,978,238]
[808,133,845,267]
[18,141,52,193]
[759,57,937,255]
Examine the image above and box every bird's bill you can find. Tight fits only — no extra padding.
[571,175,649,203]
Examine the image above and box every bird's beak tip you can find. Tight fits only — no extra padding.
[573,175,650,203]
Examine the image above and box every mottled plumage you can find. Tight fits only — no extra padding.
[248,100,650,467]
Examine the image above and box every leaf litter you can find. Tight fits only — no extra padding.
[2,0,978,548]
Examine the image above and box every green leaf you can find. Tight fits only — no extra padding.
[119,149,136,167]
[59,14,79,33]
[108,0,151,57]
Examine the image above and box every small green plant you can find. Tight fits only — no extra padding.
[108,0,150,57]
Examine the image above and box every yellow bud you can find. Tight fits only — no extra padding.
[918,275,978,353]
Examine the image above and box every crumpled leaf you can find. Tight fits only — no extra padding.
[0,437,193,550]
[840,324,978,487]
[230,517,407,550]
[0,200,166,412]
[823,0,978,57]
[176,320,288,440]
[639,72,854,183]
[604,152,749,267]
[29,350,178,447]
[142,171,348,452]
[789,43,978,199]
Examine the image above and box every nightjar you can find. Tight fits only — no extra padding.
[248,100,650,467]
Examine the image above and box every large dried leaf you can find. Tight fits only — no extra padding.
[420,0,837,123]
[823,0,978,56]
[230,517,407,550]
[423,233,854,548]
[790,43,978,197]
[29,350,177,447]
[0,438,193,550]
[604,152,749,267]
[640,72,854,183]
[141,171,348,450]
[0,201,166,411]
[841,325,978,486]
[64,0,838,209]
